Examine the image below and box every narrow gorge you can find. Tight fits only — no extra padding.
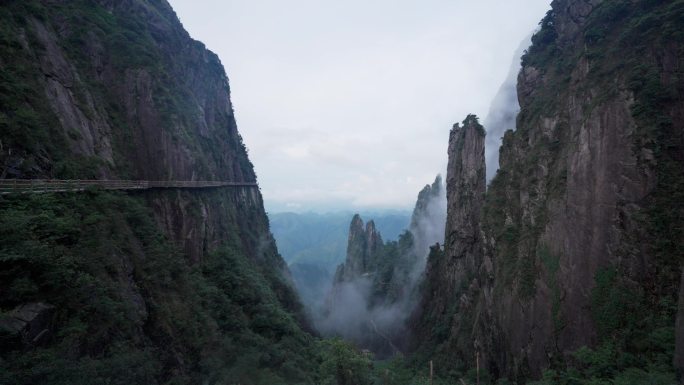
[1,0,683,384]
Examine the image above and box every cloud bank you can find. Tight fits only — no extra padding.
[168,0,551,212]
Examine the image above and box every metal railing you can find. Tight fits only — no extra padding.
[0,179,258,194]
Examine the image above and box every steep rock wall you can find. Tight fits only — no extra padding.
[413,0,684,382]
[411,115,487,370]
[0,1,312,383]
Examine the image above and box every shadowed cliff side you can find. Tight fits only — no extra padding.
[0,1,315,384]
[410,115,486,373]
[412,0,684,383]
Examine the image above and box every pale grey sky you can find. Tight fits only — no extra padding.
[167,0,551,212]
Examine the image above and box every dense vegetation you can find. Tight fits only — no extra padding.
[0,0,331,381]
[0,190,460,385]
[0,190,321,384]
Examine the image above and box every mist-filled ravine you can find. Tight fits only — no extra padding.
[1,1,683,385]
[271,176,446,359]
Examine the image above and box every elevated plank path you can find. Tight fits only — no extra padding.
[0,179,258,194]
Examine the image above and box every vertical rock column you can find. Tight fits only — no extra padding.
[411,114,486,368]
[444,115,487,272]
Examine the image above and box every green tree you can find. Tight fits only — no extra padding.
[319,338,373,385]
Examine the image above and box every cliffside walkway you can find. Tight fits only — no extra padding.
[0,179,258,194]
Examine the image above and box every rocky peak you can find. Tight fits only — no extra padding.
[445,114,486,259]
[348,214,365,247]
[410,115,487,368]
[335,214,384,282]
[365,219,382,260]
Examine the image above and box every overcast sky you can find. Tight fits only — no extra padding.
[168,0,551,212]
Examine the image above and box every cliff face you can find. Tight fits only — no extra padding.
[0,1,313,384]
[0,0,264,263]
[414,0,684,382]
[411,116,486,368]
[1,0,253,183]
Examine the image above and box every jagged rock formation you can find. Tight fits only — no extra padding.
[443,116,486,272]
[322,177,445,358]
[333,214,384,283]
[0,1,314,384]
[413,0,684,383]
[270,211,411,321]
[322,214,402,356]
